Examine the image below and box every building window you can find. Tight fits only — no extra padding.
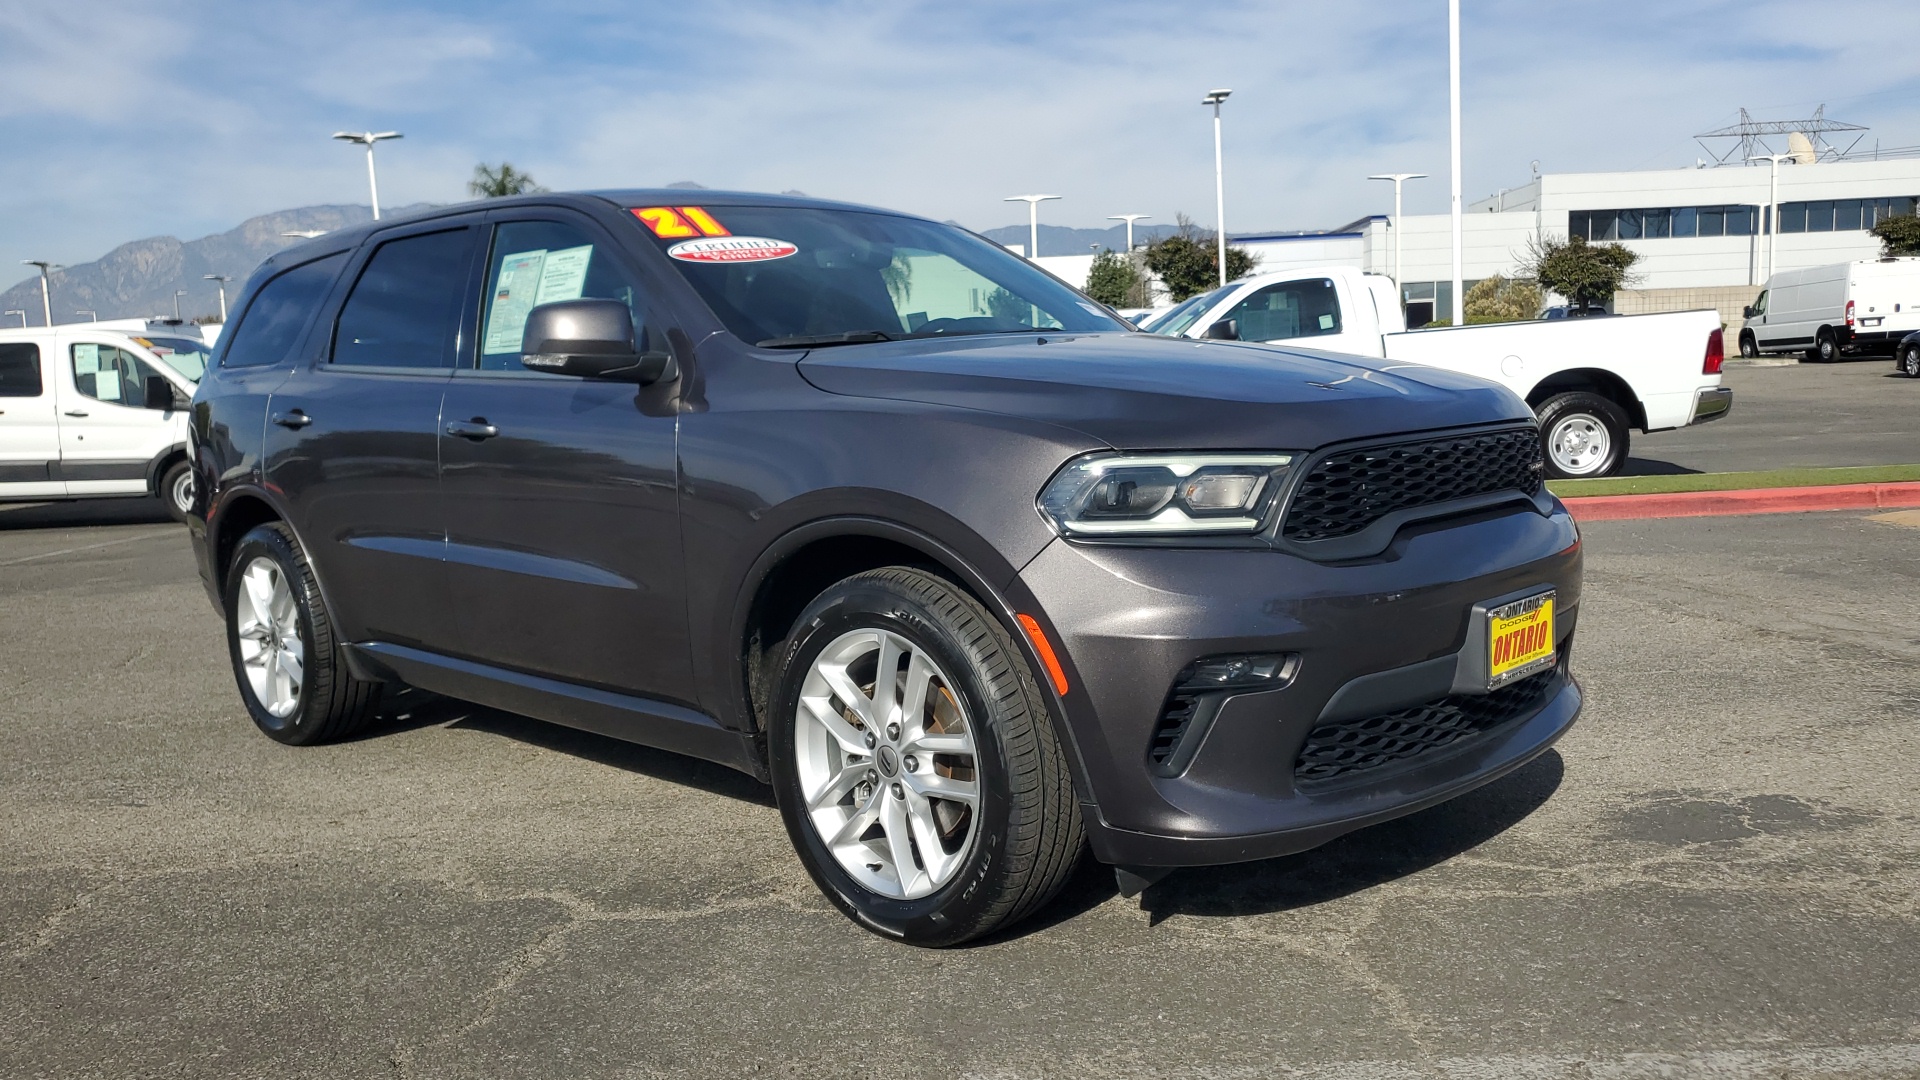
[1570,204,1758,241]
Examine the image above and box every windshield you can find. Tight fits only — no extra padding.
[630,203,1126,346]
[1143,285,1235,338]
[132,335,211,382]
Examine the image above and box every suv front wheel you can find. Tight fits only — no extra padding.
[767,567,1084,946]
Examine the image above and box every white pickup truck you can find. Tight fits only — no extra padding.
[1141,266,1732,477]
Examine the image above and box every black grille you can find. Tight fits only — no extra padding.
[1282,428,1544,543]
[1293,666,1559,787]
[1148,692,1202,767]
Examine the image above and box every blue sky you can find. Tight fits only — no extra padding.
[4,0,1919,293]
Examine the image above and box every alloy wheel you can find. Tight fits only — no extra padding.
[793,627,981,900]
[234,556,304,718]
[1547,414,1611,476]
[169,469,195,516]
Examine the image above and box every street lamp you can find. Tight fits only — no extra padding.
[21,260,58,326]
[173,290,188,321]
[204,274,233,321]
[74,309,96,322]
[331,131,403,219]
[1202,89,1232,287]
[1368,173,1427,294]
[1447,0,1464,327]
[1748,153,1792,285]
[4,310,24,327]
[1004,194,1061,260]
[1108,213,1151,252]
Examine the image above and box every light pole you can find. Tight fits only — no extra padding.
[1004,194,1061,260]
[204,274,233,321]
[1447,0,1464,327]
[1202,89,1232,286]
[1748,153,1792,285]
[21,260,57,326]
[74,309,96,322]
[173,290,188,321]
[4,310,24,327]
[1367,173,1427,294]
[1108,213,1151,252]
[332,131,403,219]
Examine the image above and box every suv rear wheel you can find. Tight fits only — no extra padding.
[1537,391,1631,479]
[1900,344,1920,378]
[224,522,381,745]
[767,567,1083,946]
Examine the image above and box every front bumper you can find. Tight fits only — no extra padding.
[1016,502,1583,868]
[1689,386,1733,426]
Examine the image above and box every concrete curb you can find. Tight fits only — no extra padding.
[1562,481,1920,521]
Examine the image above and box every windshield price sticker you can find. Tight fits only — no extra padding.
[633,205,733,239]
[667,236,799,264]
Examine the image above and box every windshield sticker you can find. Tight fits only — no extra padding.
[633,205,732,239]
[482,244,601,354]
[667,236,798,264]
[73,343,100,374]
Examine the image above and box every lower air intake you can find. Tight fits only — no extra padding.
[1293,665,1560,787]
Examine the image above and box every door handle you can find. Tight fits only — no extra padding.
[445,419,499,440]
[64,409,89,417]
[270,410,312,429]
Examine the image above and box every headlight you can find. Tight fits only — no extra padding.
[1037,452,1297,537]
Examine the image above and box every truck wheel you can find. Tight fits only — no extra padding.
[159,460,195,523]
[1900,345,1920,378]
[1815,330,1839,363]
[1739,331,1758,359]
[1537,392,1631,479]
[224,522,382,745]
[767,566,1083,947]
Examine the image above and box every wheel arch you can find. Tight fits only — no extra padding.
[145,443,190,497]
[207,486,295,609]
[1526,368,1647,431]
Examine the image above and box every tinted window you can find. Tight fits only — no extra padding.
[133,334,211,382]
[333,229,472,368]
[1803,201,1833,233]
[1219,278,1342,341]
[71,344,162,407]
[479,220,649,372]
[0,343,40,397]
[223,254,346,368]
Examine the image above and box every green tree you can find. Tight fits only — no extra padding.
[1870,213,1920,256]
[1084,249,1140,307]
[1526,233,1638,308]
[468,162,547,198]
[1143,215,1255,301]
[986,287,1030,325]
[1463,274,1543,323]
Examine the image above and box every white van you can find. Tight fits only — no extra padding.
[1739,258,1920,361]
[0,327,205,520]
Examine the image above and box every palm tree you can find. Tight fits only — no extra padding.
[468,163,547,198]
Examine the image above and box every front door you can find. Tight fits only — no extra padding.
[55,340,184,496]
[0,339,64,498]
[1216,277,1361,351]
[264,221,478,649]
[437,213,693,703]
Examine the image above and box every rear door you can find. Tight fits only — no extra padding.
[263,219,480,649]
[0,338,64,498]
[436,209,694,703]
[55,337,184,496]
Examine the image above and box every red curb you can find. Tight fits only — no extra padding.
[1562,481,1920,521]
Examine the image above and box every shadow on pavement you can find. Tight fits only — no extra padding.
[1616,457,1703,477]
[0,499,173,530]
[1138,749,1564,925]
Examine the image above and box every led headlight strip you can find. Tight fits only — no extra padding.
[1038,452,1297,537]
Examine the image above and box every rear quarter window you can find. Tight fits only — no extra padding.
[222,253,347,368]
[0,342,41,397]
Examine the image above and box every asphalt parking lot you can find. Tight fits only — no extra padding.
[3,502,1919,1079]
[1629,357,1917,475]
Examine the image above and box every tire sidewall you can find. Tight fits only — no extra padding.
[767,575,1020,945]
[162,461,194,521]
[1903,346,1920,378]
[1739,331,1758,359]
[1538,393,1628,479]
[1818,332,1838,362]
[224,525,322,744]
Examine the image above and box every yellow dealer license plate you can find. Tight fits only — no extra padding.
[1487,592,1556,689]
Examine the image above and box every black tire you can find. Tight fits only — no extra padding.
[158,459,194,523]
[1738,331,1759,359]
[767,566,1083,946]
[1536,391,1631,479]
[224,522,381,745]
[1816,330,1839,363]
[1900,345,1920,378]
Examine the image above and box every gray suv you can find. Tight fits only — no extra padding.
[187,192,1582,945]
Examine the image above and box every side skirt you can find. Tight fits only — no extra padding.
[345,641,766,780]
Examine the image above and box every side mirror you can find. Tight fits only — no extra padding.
[521,299,677,384]
[1202,318,1240,341]
[143,374,177,411]
[1741,305,1754,319]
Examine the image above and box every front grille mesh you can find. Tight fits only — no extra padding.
[1282,428,1544,543]
[1293,665,1559,786]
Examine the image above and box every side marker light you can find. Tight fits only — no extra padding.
[1015,613,1070,697]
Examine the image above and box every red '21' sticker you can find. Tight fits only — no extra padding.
[666,236,799,264]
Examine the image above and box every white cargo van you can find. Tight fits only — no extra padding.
[0,327,200,520]
[1739,258,1920,361]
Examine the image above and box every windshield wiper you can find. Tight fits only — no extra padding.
[756,330,897,349]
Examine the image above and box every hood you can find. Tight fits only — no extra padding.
[797,331,1532,450]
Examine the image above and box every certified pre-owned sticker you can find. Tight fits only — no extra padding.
[666,236,798,264]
